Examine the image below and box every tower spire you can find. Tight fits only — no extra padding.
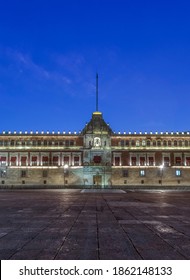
[96,73,98,111]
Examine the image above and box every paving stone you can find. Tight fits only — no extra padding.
[0,189,190,259]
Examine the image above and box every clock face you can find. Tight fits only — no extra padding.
[94,137,101,147]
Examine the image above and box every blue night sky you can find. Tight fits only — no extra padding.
[0,0,190,133]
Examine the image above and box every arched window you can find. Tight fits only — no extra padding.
[174,140,178,147]
[131,140,135,147]
[142,140,146,146]
[147,140,151,147]
[126,140,129,146]
[163,140,167,147]
[136,140,140,147]
[157,140,161,147]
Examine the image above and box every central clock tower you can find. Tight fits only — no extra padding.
[82,111,113,187]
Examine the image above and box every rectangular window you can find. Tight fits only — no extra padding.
[175,170,181,177]
[21,170,27,178]
[0,156,7,166]
[94,156,101,164]
[175,157,182,166]
[63,156,69,165]
[120,140,125,146]
[186,157,190,166]
[148,157,154,166]
[164,157,170,167]
[10,156,17,166]
[140,157,146,166]
[74,156,79,166]
[122,170,128,177]
[0,170,6,178]
[131,156,136,166]
[42,156,49,166]
[70,140,74,146]
[21,156,27,166]
[31,156,37,166]
[52,156,59,166]
[42,170,48,177]
[140,169,145,177]
[115,157,120,166]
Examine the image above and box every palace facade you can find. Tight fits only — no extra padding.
[1,111,190,187]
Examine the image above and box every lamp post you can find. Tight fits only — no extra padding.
[160,164,164,186]
[64,164,68,186]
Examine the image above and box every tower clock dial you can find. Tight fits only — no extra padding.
[94,137,101,147]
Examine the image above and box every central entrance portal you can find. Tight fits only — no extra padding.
[93,175,102,186]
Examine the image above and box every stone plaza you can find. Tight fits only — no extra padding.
[0,188,190,260]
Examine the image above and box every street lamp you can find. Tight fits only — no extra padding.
[64,164,68,185]
[159,164,164,185]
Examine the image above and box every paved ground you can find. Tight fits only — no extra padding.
[0,188,190,260]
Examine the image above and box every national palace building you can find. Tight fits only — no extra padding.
[1,109,190,187]
[1,75,190,187]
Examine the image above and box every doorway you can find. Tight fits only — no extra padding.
[93,175,102,186]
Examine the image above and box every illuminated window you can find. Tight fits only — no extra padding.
[136,140,140,147]
[142,140,146,146]
[0,170,6,178]
[0,156,6,166]
[74,156,80,166]
[175,170,181,177]
[140,170,145,177]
